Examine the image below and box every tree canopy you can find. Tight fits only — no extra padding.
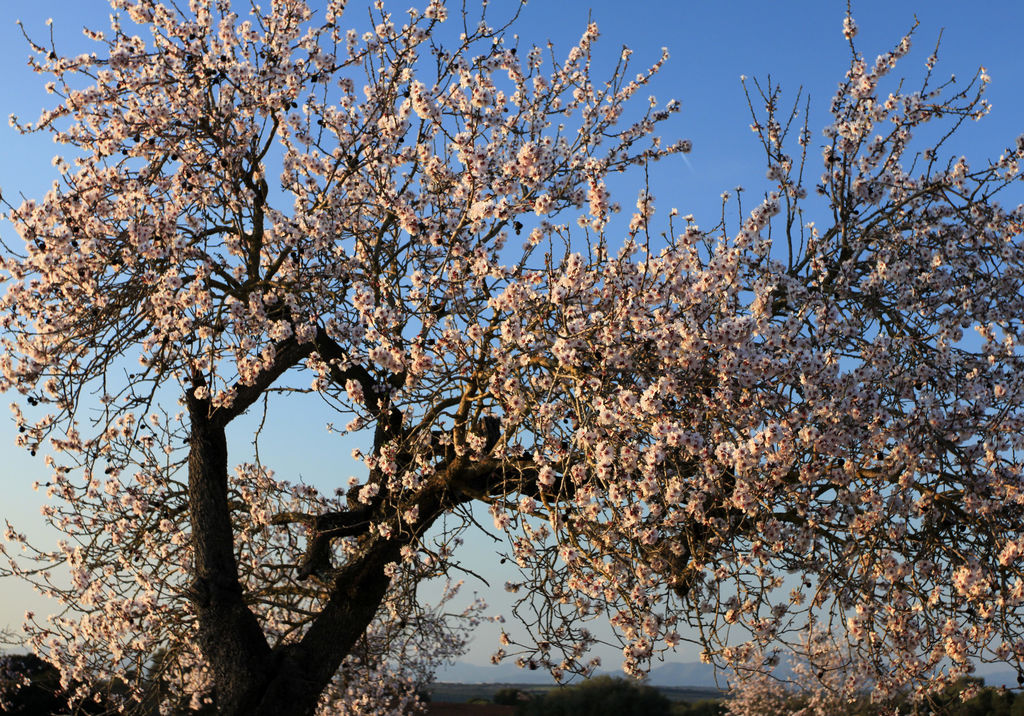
[2,1,1024,714]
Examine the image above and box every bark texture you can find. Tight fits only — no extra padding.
[187,387,274,713]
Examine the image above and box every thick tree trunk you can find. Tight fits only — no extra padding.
[187,388,274,713]
[251,540,403,716]
[187,381,407,715]
[182,333,463,715]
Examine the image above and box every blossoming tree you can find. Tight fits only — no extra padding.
[2,0,1024,713]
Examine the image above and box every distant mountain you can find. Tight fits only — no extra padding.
[434,659,725,687]
[974,665,1021,689]
[647,661,721,687]
[435,660,570,684]
[435,658,1024,692]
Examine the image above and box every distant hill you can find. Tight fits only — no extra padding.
[974,665,1022,689]
[436,660,563,684]
[428,681,724,705]
[434,658,1024,694]
[435,659,724,687]
[647,661,722,687]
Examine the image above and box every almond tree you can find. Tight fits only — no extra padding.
[0,0,685,712]
[2,1,1024,714]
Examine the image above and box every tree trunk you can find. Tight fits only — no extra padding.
[187,382,407,715]
[187,388,273,713]
[251,540,403,716]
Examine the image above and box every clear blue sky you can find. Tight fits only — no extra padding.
[1,0,1023,674]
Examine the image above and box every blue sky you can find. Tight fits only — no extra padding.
[2,0,1023,675]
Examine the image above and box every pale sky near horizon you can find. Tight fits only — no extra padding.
[2,0,1024,678]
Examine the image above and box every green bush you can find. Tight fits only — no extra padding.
[494,687,529,705]
[517,675,671,716]
[908,677,1022,716]
[671,698,726,715]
